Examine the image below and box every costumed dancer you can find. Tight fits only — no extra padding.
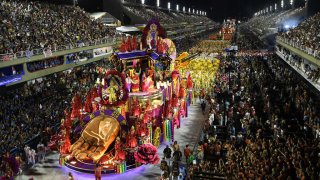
[60,130,71,155]
[127,126,138,149]
[136,121,148,138]
[132,99,141,118]
[114,137,126,161]
[71,94,81,120]
[141,72,147,92]
[126,73,134,93]
[142,112,150,124]
[91,87,100,112]
[131,73,140,92]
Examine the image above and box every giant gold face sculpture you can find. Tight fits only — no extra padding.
[70,115,120,162]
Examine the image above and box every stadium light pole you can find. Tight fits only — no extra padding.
[168,2,171,10]
[290,0,293,7]
[193,9,195,14]
[141,0,145,5]
[176,4,179,11]
[275,3,277,11]
[188,8,191,14]
[183,6,185,12]
[157,0,160,7]
[281,0,284,8]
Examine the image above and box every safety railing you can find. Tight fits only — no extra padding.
[0,36,120,63]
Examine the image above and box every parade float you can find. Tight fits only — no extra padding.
[54,20,193,174]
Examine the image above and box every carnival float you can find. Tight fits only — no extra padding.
[52,20,194,174]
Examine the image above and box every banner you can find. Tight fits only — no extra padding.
[93,47,113,57]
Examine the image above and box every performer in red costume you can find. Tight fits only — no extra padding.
[64,109,72,130]
[127,126,138,148]
[84,90,93,113]
[71,94,82,120]
[131,73,140,92]
[132,99,141,117]
[136,122,148,137]
[60,130,71,154]
[142,112,150,124]
[114,137,126,161]
[91,87,100,112]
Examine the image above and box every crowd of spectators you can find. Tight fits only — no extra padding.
[124,5,213,25]
[173,30,219,55]
[26,57,64,72]
[278,12,320,59]
[277,46,320,84]
[243,8,305,37]
[189,40,230,54]
[0,0,116,58]
[0,58,113,179]
[186,27,320,179]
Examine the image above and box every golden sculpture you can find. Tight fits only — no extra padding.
[105,79,119,104]
[70,115,120,162]
[153,127,161,147]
